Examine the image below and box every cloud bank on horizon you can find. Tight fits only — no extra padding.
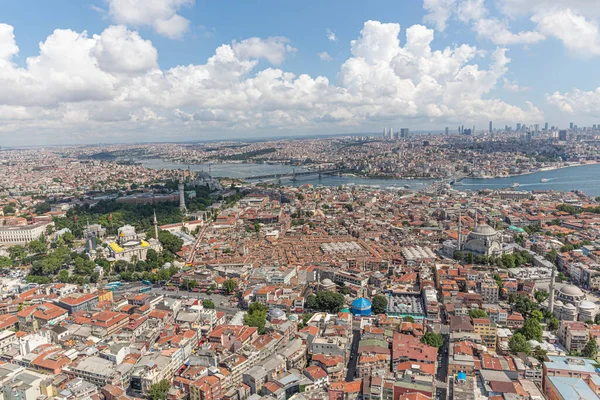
[0,0,599,144]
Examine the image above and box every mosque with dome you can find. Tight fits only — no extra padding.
[442,221,511,259]
[541,284,599,322]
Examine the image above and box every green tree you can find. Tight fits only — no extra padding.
[8,245,27,261]
[2,205,16,215]
[510,295,537,317]
[62,231,75,244]
[245,302,268,334]
[146,248,159,265]
[534,290,549,304]
[180,279,198,290]
[530,310,544,321]
[28,239,47,254]
[466,252,474,264]
[469,309,488,319]
[421,332,444,348]
[202,299,215,309]
[372,295,388,314]
[582,338,598,358]
[0,256,12,269]
[223,279,237,295]
[533,346,547,363]
[548,317,559,331]
[302,313,313,325]
[157,231,184,254]
[57,269,70,283]
[520,317,543,341]
[403,316,415,323]
[148,379,171,400]
[509,333,532,355]
[307,291,345,313]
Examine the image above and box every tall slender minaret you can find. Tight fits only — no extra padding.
[153,209,159,240]
[474,209,478,227]
[548,265,556,313]
[458,211,462,251]
[178,177,186,212]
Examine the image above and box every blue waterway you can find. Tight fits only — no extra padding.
[459,164,600,197]
[139,158,600,196]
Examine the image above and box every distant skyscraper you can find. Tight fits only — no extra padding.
[489,121,492,133]
[445,127,449,135]
[516,123,521,131]
[544,122,549,131]
[570,122,574,130]
[382,128,387,139]
[559,129,568,141]
[400,128,410,138]
[534,124,539,133]
[458,126,461,134]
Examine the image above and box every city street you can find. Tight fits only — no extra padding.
[436,336,449,400]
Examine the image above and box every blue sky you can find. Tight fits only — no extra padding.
[0,0,599,145]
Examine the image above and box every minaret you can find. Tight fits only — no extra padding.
[153,209,159,240]
[458,211,462,251]
[178,178,186,212]
[548,265,556,313]
[474,209,478,227]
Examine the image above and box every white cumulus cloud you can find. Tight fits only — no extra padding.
[107,0,194,39]
[547,88,600,115]
[0,20,544,144]
[232,37,296,66]
[326,28,337,42]
[423,0,600,56]
[92,25,159,74]
[318,51,333,61]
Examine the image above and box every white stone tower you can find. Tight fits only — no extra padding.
[178,179,186,212]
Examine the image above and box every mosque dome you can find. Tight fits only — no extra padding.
[268,308,286,320]
[579,300,596,310]
[351,298,372,316]
[559,285,584,297]
[470,224,497,236]
[554,300,564,307]
[321,278,334,286]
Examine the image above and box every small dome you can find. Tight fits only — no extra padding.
[471,224,497,236]
[321,278,334,286]
[559,285,584,297]
[579,300,596,310]
[565,303,577,310]
[554,300,564,307]
[268,308,285,319]
[351,298,372,310]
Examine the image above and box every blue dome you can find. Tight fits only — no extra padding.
[351,298,372,316]
[351,298,372,309]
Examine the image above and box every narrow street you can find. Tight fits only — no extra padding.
[345,328,361,381]
[436,335,449,399]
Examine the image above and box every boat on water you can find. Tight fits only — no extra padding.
[512,182,520,188]
[403,184,411,189]
[541,178,549,182]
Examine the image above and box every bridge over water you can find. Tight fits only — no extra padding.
[245,168,350,181]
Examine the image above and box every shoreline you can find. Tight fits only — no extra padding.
[465,161,600,181]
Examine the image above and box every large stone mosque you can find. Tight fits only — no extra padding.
[442,213,509,258]
[541,283,599,322]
